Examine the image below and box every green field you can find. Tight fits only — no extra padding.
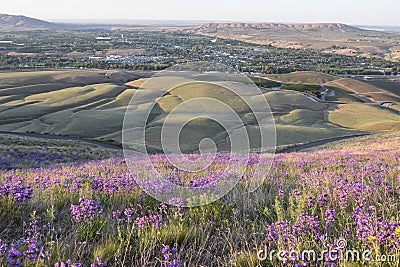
[251,77,282,88]
[282,84,322,97]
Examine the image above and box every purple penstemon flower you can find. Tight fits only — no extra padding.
[161,245,180,267]
[70,197,103,223]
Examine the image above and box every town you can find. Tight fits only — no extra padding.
[0,29,398,75]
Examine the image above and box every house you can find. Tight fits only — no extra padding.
[0,41,15,45]
[95,37,112,44]
[381,102,393,108]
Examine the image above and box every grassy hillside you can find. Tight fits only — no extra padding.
[325,78,400,103]
[0,70,144,89]
[265,71,338,85]
[324,86,364,103]
[302,131,400,152]
[0,131,399,266]
[0,133,121,169]
[356,77,400,97]
[390,104,400,112]
[0,71,399,151]
[328,104,400,130]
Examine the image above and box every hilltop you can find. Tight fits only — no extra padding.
[0,13,137,31]
[0,13,56,29]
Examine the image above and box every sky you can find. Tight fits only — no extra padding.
[1,0,399,26]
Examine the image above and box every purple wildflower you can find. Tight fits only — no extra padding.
[70,197,103,223]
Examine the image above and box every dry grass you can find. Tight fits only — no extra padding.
[328,104,400,131]
[325,78,400,103]
[189,23,400,59]
[0,133,121,168]
[303,131,400,152]
[0,71,398,151]
[265,71,338,85]
[358,77,400,97]
[362,92,400,102]
[0,70,143,89]
[325,87,364,103]
[390,104,400,112]
[125,78,149,88]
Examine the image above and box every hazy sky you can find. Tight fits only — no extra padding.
[2,0,399,26]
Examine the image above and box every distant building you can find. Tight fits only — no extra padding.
[95,37,112,41]
[269,87,281,91]
[95,37,112,44]
[0,41,15,44]
[88,56,105,61]
[381,102,393,108]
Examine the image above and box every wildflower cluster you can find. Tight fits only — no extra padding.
[54,259,83,267]
[161,245,180,267]
[70,197,103,223]
[112,208,163,228]
[0,177,33,203]
[91,255,107,267]
[136,214,163,229]
[0,220,50,266]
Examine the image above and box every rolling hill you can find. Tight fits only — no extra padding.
[2,70,398,152]
[0,13,139,30]
[0,13,54,29]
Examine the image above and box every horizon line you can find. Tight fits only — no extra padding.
[1,13,400,28]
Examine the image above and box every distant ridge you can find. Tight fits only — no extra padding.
[0,13,54,28]
[0,14,361,31]
[194,22,361,31]
[186,22,400,59]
